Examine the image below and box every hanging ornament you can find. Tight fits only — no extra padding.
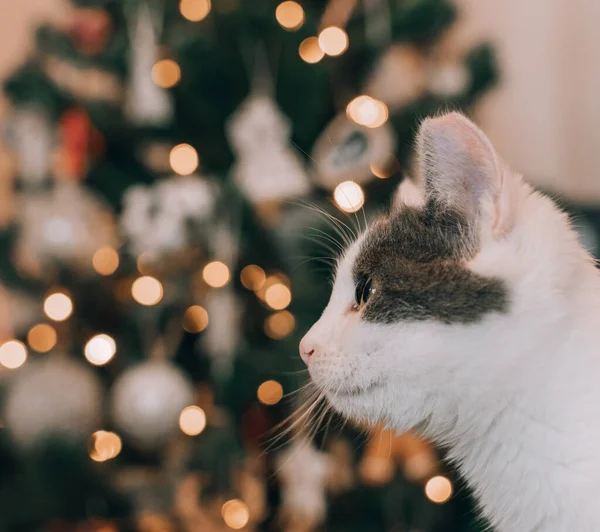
[365,45,427,109]
[68,8,113,56]
[15,182,117,277]
[111,361,194,451]
[4,356,103,450]
[311,114,395,189]
[125,0,173,126]
[428,61,471,98]
[202,287,241,382]
[6,106,55,186]
[276,441,332,531]
[227,93,310,206]
[120,174,215,257]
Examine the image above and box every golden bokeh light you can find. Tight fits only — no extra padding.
[0,340,27,369]
[264,283,291,310]
[136,252,156,275]
[333,181,365,213]
[299,37,325,64]
[318,26,349,56]
[346,95,388,128]
[131,276,163,306]
[370,162,393,179]
[90,430,122,462]
[257,380,284,405]
[27,324,57,353]
[180,0,211,21]
[182,305,209,333]
[93,247,120,276]
[275,1,304,31]
[240,265,266,291]
[84,334,117,366]
[425,475,453,504]
[151,59,181,89]
[221,499,250,530]
[202,261,231,288]
[264,310,295,339]
[179,405,207,436]
[170,143,199,175]
[44,292,73,322]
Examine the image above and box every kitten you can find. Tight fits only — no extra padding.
[300,112,600,531]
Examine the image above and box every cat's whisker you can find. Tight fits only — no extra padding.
[293,199,356,246]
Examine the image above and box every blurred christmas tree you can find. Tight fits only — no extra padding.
[0,0,497,530]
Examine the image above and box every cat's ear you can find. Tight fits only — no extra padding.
[393,176,426,210]
[416,112,514,237]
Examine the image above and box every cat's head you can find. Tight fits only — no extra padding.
[300,112,589,437]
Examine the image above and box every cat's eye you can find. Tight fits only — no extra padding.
[354,276,375,309]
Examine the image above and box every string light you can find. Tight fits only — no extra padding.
[27,324,57,353]
[240,265,266,291]
[257,380,283,405]
[333,181,365,213]
[264,311,295,339]
[275,1,304,31]
[84,334,116,366]
[346,95,388,128]
[131,276,163,306]
[90,430,122,462]
[179,405,207,436]
[92,247,119,276]
[221,499,250,530]
[180,0,211,21]
[202,261,230,288]
[182,305,209,333]
[370,162,394,179]
[137,252,156,275]
[170,143,199,175]
[0,340,27,369]
[151,59,181,89]
[425,475,453,503]
[44,292,73,322]
[318,26,349,56]
[299,37,324,64]
[264,283,291,310]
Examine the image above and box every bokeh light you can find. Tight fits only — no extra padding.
[182,305,209,333]
[264,310,295,339]
[170,143,199,175]
[151,59,181,89]
[346,95,388,128]
[202,261,231,288]
[333,181,365,213]
[264,283,291,310]
[84,334,116,366]
[90,431,122,462]
[257,380,283,405]
[0,340,27,369]
[221,499,250,529]
[179,405,207,436]
[275,1,304,31]
[93,247,119,276]
[370,162,394,179]
[131,276,163,306]
[240,265,266,291]
[27,324,57,353]
[425,475,453,504]
[318,26,349,56]
[299,37,325,64]
[180,0,211,21]
[44,292,73,322]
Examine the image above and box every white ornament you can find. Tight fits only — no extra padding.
[5,357,102,449]
[120,175,215,256]
[312,114,396,189]
[227,93,310,204]
[110,361,194,450]
[276,441,332,530]
[203,287,241,381]
[16,182,117,275]
[125,1,173,126]
[428,62,470,98]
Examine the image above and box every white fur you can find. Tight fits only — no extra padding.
[301,113,600,531]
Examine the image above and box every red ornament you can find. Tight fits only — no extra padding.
[68,8,113,56]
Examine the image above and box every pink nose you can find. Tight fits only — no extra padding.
[299,337,316,366]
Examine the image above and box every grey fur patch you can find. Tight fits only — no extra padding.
[353,200,508,324]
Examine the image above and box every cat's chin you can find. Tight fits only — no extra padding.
[323,380,388,423]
